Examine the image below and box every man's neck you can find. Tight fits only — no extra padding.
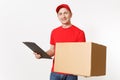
[62,23,72,28]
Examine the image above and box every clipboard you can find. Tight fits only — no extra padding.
[23,42,52,59]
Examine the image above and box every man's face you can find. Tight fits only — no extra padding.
[57,8,72,25]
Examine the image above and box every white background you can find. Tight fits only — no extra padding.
[0,0,120,80]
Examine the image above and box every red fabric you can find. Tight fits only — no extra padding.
[50,25,86,74]
[56,4,72,13]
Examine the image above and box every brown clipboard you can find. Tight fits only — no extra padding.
[23,42,52,59]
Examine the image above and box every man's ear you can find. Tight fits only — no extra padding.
[70,13,72,18]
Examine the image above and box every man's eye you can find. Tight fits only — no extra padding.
[58,13,62,15]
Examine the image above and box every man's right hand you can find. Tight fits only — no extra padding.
[33,52,41,59]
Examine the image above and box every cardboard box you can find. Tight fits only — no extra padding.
[54,42,106,76]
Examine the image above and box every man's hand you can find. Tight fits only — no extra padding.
[33,52,41,59]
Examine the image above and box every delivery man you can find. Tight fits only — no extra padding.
[34,4,86,80]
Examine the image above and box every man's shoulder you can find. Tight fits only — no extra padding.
[72,25,84,32]
[52,26,62,32]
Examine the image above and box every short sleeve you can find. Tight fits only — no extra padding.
[50,30,55,45]
[77,30,86,42]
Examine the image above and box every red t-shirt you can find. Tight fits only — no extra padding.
[50,25,86,74]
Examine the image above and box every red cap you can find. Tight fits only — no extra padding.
[56,4,72,13]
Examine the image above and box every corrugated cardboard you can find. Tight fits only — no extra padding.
[54,42,106,77]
